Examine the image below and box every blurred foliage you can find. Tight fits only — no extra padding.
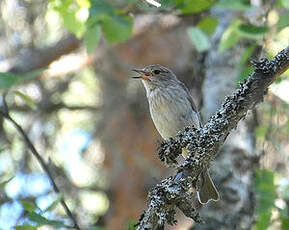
[0,0,288,230]
[254,169,276,230]
[253,88,289,229]
[254,169,289,230]
[0,177,14,188]
[14,198,72,229]
[50,0,134,48]
[47,0,289,85]
[126,220,137,230]
[187,27,211,52]
[0,70,44,89]
[12,195,106,229]
[14,91,37,110]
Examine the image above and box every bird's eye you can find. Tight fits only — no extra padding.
[153,70,161,75]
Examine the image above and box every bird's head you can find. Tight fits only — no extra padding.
[132,65,178,88]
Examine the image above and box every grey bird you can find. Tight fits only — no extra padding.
[132,64,219,204]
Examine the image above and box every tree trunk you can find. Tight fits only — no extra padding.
[192,10,260,230]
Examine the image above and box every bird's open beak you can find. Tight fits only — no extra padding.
[132,68,146,74]
[132,68,151,80]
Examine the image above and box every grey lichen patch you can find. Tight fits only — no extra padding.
[176,192,202,224]
[157,138,182,166]
[251,58,275,74]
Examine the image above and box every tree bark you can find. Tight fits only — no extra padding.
[195,10,258,230]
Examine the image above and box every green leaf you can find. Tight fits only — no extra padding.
[277,206,288,218]
[14,91,37,110]
[0,146,6,154]
[197,17,218,35]
[158,0,175,10]
[236,44,257,69]
[253,212,271,230]
[51,0,86,38]
[187,27,210,52]
[0,73,18,89]
[77,0,91,8]
[63,12,86,38]
[236,66,253,83]
[43,194,63,213]
[0,69,43,89]
[0,176,14,188]
[126,220,137,230]
[84,24,101,53]
[253,170,276,230]
[214,0,250,11]
[281,0,289,9]
[281,215,289,230]
[20,201,38,212]
[237,24,268,39]
[255,125,268,140]
[87,1,133,43]
[218,20,242,52]
[14,223,38,230]
[177,0,214,14]
[28,212,66,228]
[28,212,51,225]
[277,13,289,30]
[89,0,114,21]
[235,44,256,83]
[254,169,276,215]
[100,14,133,43]
[274,76,284,84]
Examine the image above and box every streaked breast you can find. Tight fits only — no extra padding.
[147,86,199,140]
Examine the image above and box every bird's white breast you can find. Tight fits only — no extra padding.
[144,84,200,140]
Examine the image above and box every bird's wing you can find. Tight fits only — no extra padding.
[179,81,203,127]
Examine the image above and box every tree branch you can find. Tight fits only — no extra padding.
[136,46,289,230]
[8,35,80,74]
[0,95,81,230]
[9,102,101,113]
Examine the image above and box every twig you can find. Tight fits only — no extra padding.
[0,96,81,230]
[136,47,289,230]
[8,35,80,74]
[9,102,101,113]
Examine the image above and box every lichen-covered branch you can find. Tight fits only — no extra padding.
[136,46,289,230]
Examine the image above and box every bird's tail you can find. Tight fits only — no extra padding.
[182,148,219,204]
[197,169,219,204]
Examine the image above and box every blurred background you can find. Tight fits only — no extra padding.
[0,0,289,229]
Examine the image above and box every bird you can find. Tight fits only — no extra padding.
[132,64,219,204]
